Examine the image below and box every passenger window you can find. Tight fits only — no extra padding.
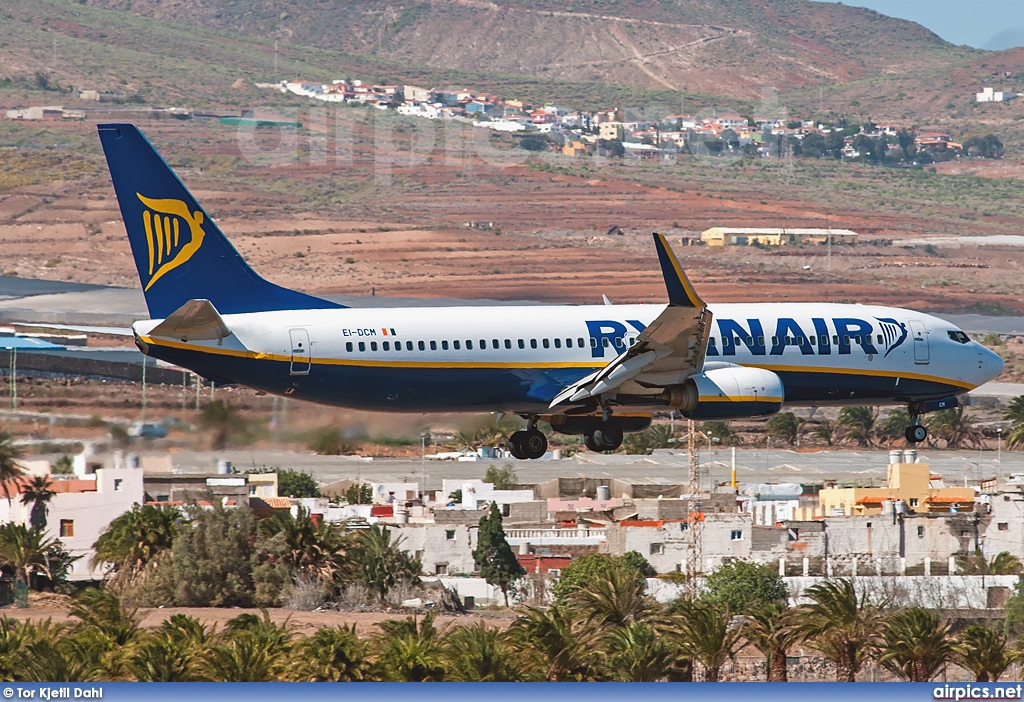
[383,341,390,351]
[466,340,472,350]
[418,340,425,351]
[568,338,574,348]
[843,336,850,344]
[757,336,764,345]
[542,338,550,349]
[709,337,716,347]
[442,340,449,350]
[577,338,584,348]
[395,343,401,353]
[590,338,597,348]
[615,337,624,349]
[771,336,778,345]
[746,336,752,345]
[346,342,353,352]
[554,338,561,349]
[722,337,728,346]
[530,339,537,349]
[505,339,511,349]
[603,338,610,348]
[370,342,377,351]
[832,335,839,345]
[492,339,499,349]
[820,335,827,345]
[877,334,883,344]
[430,340,437,351]
[518,339,525,349]
[406,341,413,351]
[735,337,741,346]
[359,342,366,352]
[453,340,460,350]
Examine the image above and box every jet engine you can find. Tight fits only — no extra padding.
[661,366,784,419]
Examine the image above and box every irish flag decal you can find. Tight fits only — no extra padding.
[381,328,397,336]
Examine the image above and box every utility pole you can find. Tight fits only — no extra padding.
[274,40,279,82]
[140,359,147,422]
[685,419,703,596]
[8,346,15,411]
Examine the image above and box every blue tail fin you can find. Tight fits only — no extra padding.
[97,123,343,319]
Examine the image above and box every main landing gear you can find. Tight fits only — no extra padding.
[508,418,548,460]
[905,406,928,444]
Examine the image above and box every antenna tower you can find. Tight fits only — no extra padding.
[685,419,703,596]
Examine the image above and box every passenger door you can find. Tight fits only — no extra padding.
[908,320,929,365]
[289,328,311,375]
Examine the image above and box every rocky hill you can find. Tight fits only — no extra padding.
[83,0,975,98]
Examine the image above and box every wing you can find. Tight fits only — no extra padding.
[549,233,712,408]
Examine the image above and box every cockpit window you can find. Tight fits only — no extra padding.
[947,330,970,344]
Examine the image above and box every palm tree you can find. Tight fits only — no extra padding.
[203,610,293,682]
[810,419,836,447]
[127,614,212,682]
[374,613,445,682]
[791,578,886,681]
[92,504,181,576]
[197,400,249,449]
[602,620,678,682]
[1004,396,1024,449]
[443,622,528,681]
[508,606,594,681]
[741,603,799,682]
[927,407,981,449]
[878,607,953,682]
[765,412,800,446]
[960,551,1022,576]
[567,567,654,629]
[19,475,54,531]
[69,589,140,647]
[0,431,25,503]
[954,624,1020,682]
[878,409,912,445]
[290,625,374,681]
[836,407,878,447]
[257,508,348,586]
[670,599,742,682]
[0,523,57,585]
[350,524,420,602]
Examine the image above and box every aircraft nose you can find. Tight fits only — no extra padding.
[982,346,1004,382]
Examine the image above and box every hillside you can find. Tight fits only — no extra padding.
[81,0,975,99]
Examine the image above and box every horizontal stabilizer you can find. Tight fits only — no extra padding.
[148,299,230,341]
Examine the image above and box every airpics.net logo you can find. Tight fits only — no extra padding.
[136,193,206,291]
[933,684,1023,700]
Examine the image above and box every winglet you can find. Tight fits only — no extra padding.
[653,233,703,308]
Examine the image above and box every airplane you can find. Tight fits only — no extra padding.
[96,123,1004,460]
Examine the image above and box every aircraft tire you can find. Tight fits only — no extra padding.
[584,434,605,452]
[522,429,548,460]
[594,422,624,451]
[508,431,528,460]
[905,425,927,443]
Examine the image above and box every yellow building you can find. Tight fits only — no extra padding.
[701,227,858,247]
[817,461,974,516]
[562,141,589,157]
[599,122,625,141]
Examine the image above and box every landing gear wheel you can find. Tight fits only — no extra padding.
[905,425,927,443]
[509,430,547,459]
[585,421,624,452]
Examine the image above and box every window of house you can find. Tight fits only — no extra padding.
[650,543,664,555]
[249,485,256,496]
[788,528,799,541]
[358,342,366,352]
[530,339,537,349]
[346,342,353,352]
[114,479,123,492]
[441,340,449,350]
[60,519,74,537]
[435,563,449,575]
[502,504,511,517]
[680,522,689,531]
[917,526,925,537]
[866,522,872,528]
[430,340,437,351]
[370,341,377,351]
[909,498,919,507]
[445,530,456,541]
[999,522,1009,531]
[730,530,743,541]
[418,340,425,351]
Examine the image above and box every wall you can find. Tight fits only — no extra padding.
[394,524,478,576]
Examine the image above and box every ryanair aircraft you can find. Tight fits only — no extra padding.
[97,124,1003,459]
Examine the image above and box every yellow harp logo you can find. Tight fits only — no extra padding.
[137,194,206,291]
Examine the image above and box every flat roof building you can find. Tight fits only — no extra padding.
[701,227,858,247]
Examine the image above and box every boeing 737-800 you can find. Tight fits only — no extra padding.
[97,124,1004,459]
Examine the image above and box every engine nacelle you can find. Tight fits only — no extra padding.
[662,366,784,419]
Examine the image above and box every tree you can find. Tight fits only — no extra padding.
[792,578,886,681]
[764,412,799,446]
[623,424,678,454]
[741,603,798,682]
[810,419,836,446]
[508,606,594,681]
[483,463,517,490]
[345,483,373,504]
[801,132,826,158]
[959,550,1022,576]
[0,431,25,503]
[92,504,181,575]
[701,560,788,615]
[69,589,140,647]
[19,475,54,531]
[603,621,678,681]
[670,598,742,682]
[256,508,347,588]
[162,506,257,607]
[443,622,528,681]
[963,134,1004,159]
[927,407,980,449]
[473,502,524,605]
[0,523,58,586]
[567,567,654,629]
[374,613,445,682]
[197,400,249,449]
[896,129,916,160]
[878,607,952,682]
[836,406,878,447]
[702,421,740,445]
[878,409,912,445]
[552,552,654,604]
[290,625,373,681]
[350,524,420,602]
[954,624,1020,682]
[276,469,320,498]
[1004,396,1024,449]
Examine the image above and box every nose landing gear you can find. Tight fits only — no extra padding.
[905,404,928,444]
